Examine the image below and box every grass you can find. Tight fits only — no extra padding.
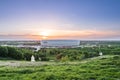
[0,55,120,80]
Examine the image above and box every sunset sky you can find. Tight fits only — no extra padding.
[0,0,120,40]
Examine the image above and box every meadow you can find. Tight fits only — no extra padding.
[0,44,120,80]
[0,55,120,80]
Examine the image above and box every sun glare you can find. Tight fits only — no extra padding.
[40,31,49,37]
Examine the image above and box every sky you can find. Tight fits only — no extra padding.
[0,0,120,40]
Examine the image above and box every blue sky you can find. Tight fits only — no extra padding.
[0,0,120,40]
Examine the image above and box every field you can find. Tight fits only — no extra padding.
[0,41,120,80]
[0,55,120,80]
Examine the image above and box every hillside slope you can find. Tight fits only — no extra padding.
[0,55,120,80]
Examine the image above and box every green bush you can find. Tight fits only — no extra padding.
[0,46,8,57]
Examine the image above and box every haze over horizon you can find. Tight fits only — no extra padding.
[0,0,120,40]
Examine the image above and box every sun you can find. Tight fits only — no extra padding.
[40,31,49,36]
[39,31,49,39]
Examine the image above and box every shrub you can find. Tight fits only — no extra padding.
[0,46,8,57]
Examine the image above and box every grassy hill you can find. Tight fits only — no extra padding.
[0,55,120,80]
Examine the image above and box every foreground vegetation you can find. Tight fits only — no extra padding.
[0,55,120,80]
[0,44,120,80]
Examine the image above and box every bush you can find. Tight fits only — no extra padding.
[41,57,49,61]
[23,52,33,61]
[0,46,8,57]
[7,47,23,60]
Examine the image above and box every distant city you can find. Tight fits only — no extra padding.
[0,40,120,52]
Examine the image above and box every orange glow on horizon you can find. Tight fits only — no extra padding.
[26,30,120,40]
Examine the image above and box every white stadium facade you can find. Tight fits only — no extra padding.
[41,40,80,48]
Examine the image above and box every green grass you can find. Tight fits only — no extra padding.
[0,55,120,80]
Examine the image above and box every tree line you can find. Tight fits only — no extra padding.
[0,46,33,60]
[0,46,120,61]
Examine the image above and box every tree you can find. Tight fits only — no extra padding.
[61,55,69,62]
[56,53,63,60]
[0,46,8,57]
[7,47,23,60]
[22,49,33,61]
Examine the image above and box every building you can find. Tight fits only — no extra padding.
[41,40,80,48]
